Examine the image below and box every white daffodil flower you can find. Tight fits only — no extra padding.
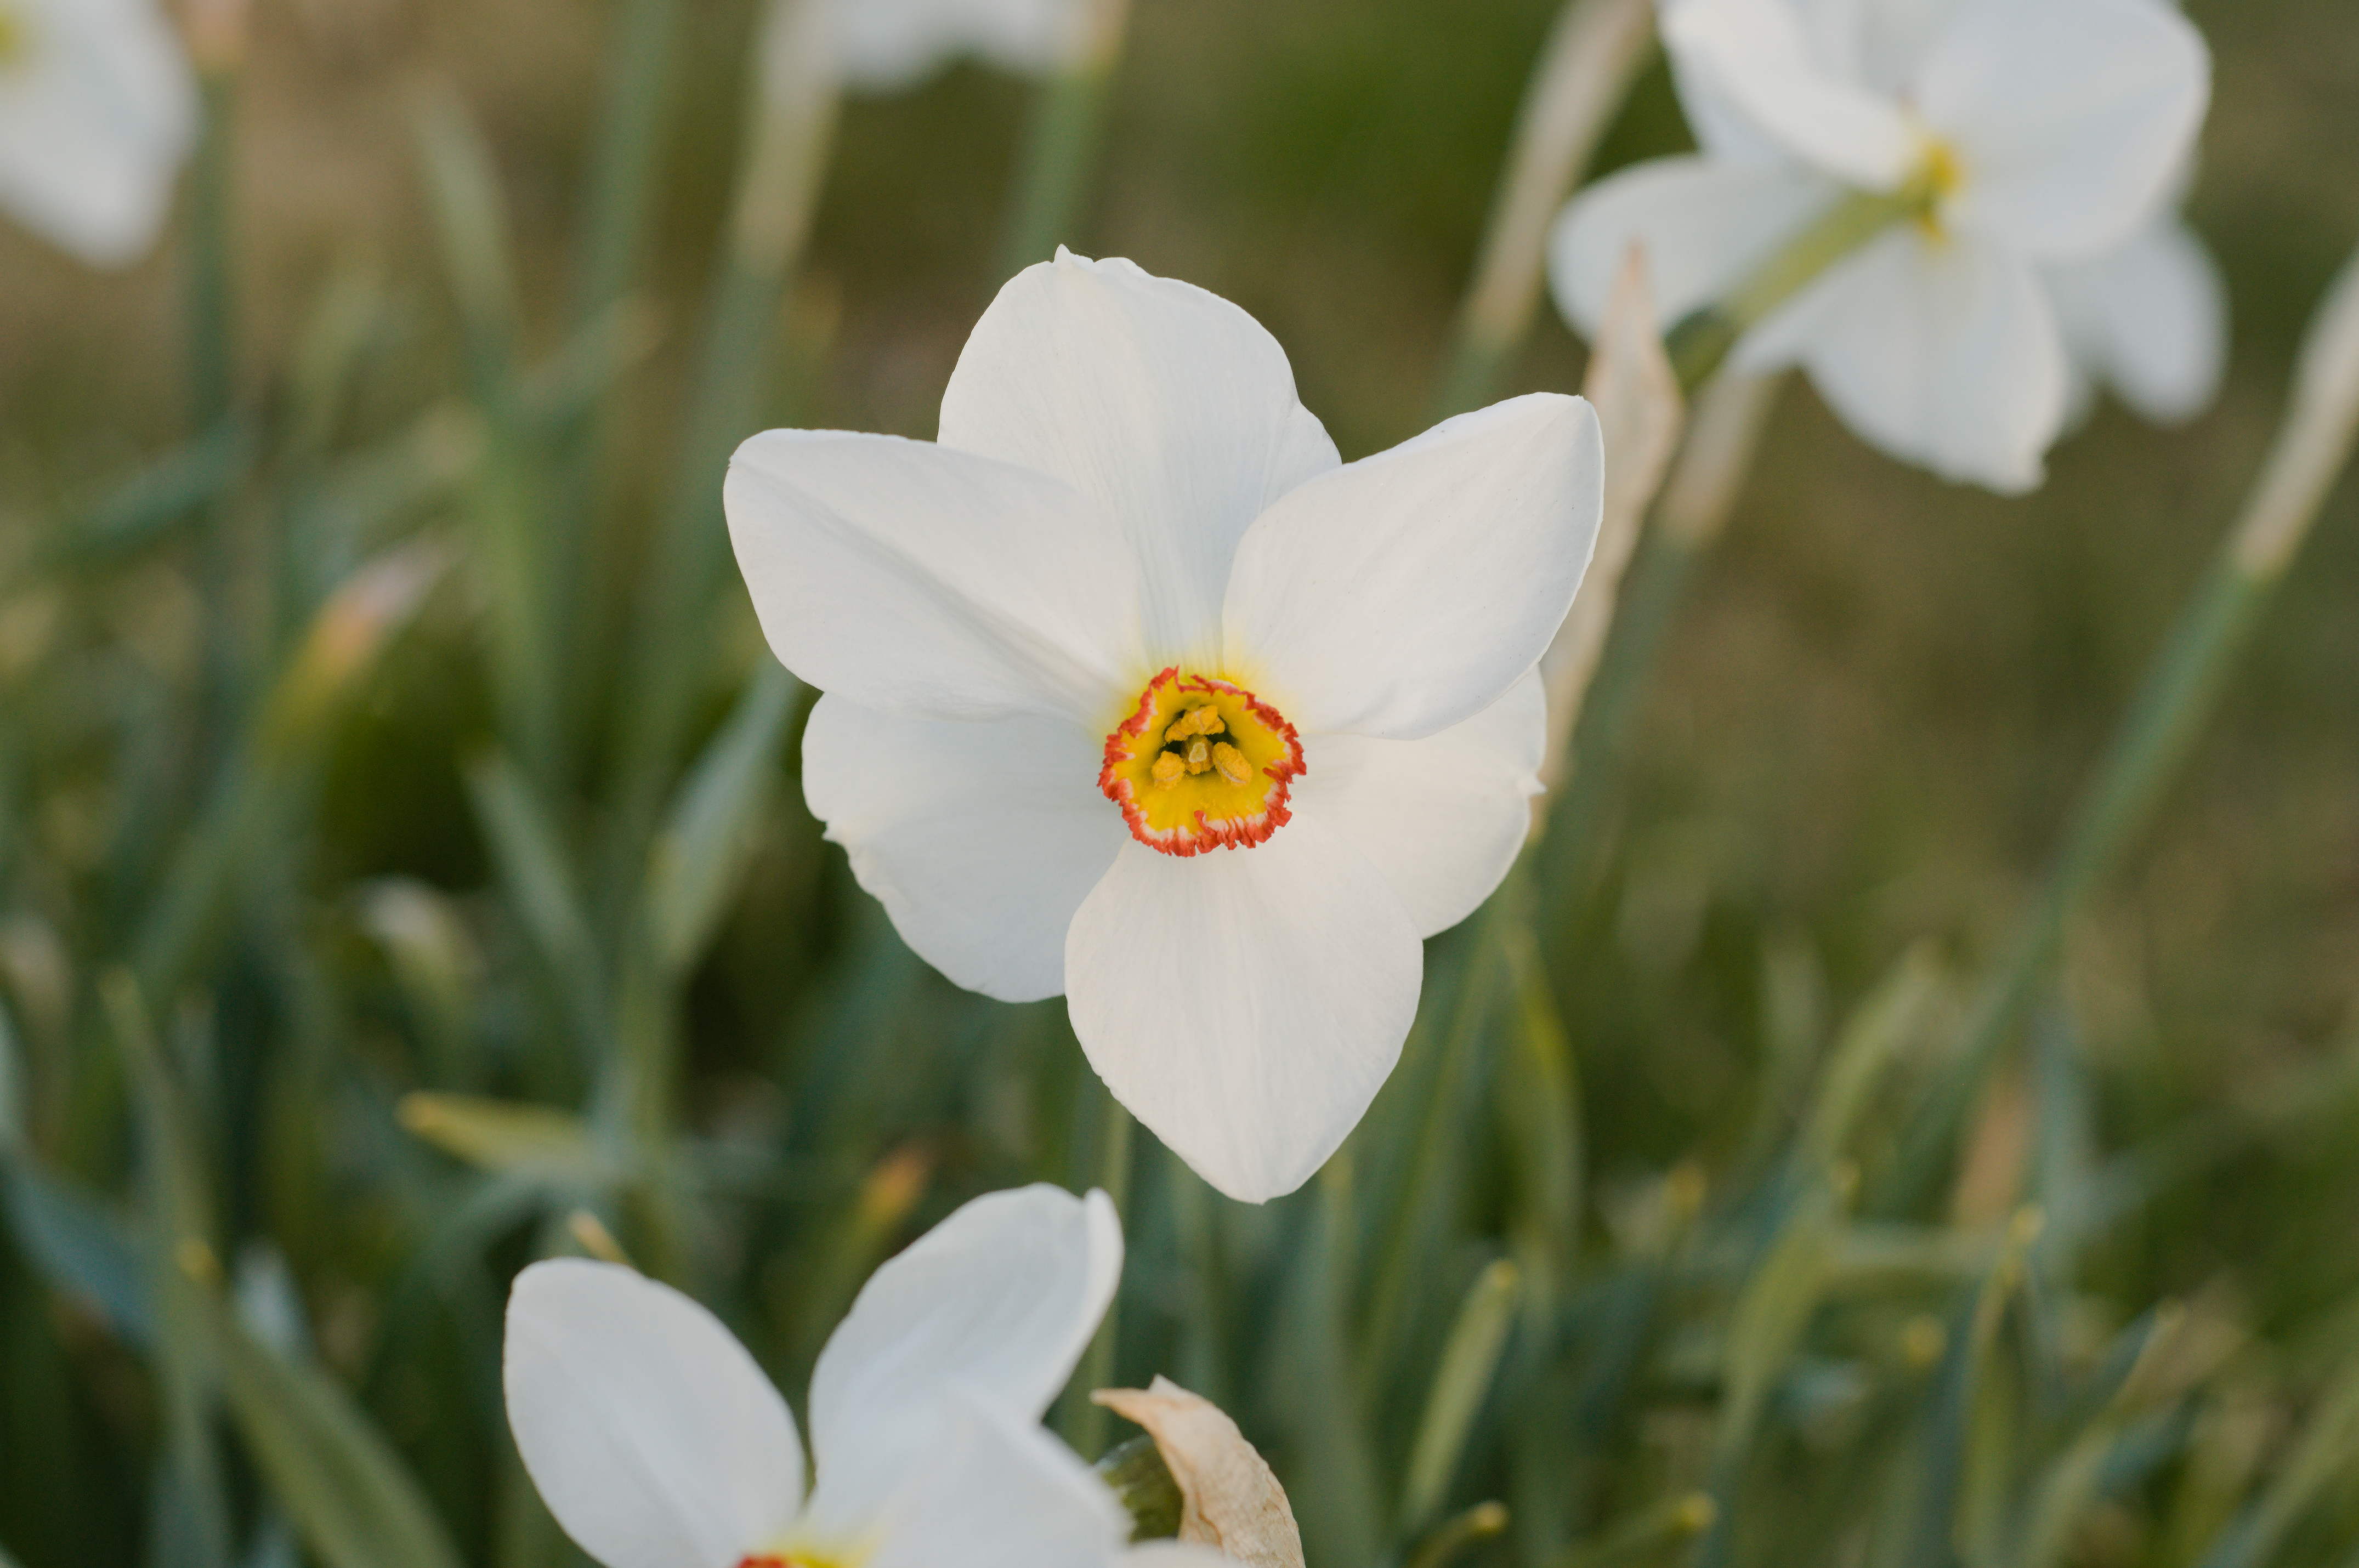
[0,0,197,266]
[2045,206,2227,428]
[832,0,1087,92]
[725,249,1603,1202]
[506,1184,1160,1568]
[1549,0,2210,492]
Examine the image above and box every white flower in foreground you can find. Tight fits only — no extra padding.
[1549,0,2210,492]
[507,1185,1158,1568]
[832,0,1086,92]
[725,250,1602,1202]
[0,0,197,266]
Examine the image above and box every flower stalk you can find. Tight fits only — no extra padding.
[1432,0,1659,419]
[1884,246,2359,1213]
[1663,186,1920,394]
[993,0,1131,280]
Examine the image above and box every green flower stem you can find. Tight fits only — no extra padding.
[1431,0,1658,421]
[992,0,1132,281]
[1884,250,2359,1214]
[1663,187,1916,395]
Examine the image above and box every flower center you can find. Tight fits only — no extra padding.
[1909,134,1967,238]
[1100,668,1304,857]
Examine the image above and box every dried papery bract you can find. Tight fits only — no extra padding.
[1537,245,1684,792]
[1095,1378,1305,1568]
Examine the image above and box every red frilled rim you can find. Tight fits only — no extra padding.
[1099,668,1306,857]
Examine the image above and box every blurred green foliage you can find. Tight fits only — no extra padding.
[3,3,2359,1568]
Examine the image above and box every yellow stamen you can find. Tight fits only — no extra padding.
[1184,736,1212,774]
[1152,751,1186,787]
[1211,742,1252,786]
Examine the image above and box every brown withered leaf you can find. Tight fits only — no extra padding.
[1093,1378,1305,1568]
[1539,242,1685,791]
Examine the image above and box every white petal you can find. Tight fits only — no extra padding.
[725,430,1143,724]
[503,1260,802,1568]
[1549,156,1841,337]
[0,0,197,266]
[938,251,1340,666]
[849,1396,1128,1568]
[1291,671,1545,939]
[1221,395,1600,742]
[802,695,1124,1002]
[1791,0,1965,95]
[832,0,1082,91]
[806,1186,1120,1531]
[2045,217,2226,424]
[1916,0,2209,259]
[1065,820,1422,1203]
[1661,0,1920,191]
[1766,228,2068,493]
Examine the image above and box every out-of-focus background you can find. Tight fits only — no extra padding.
[3,2,2357,1567]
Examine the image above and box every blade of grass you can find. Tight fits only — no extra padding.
[104,972,231,1568]
[1401,1258,1523,1537]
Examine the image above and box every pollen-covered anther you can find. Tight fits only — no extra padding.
[1101,668,1306,857]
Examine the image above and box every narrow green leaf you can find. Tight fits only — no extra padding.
[2197,1343,2359,1568]
[410,81,522,388]
[1801,942,1941,1173]
[642,660,798,979]
[357,878,481,1087]
[465,753,607,1065]
[104,971,232,1568]
[55,418,256,568]
[198,1283,468,1568]
[1554,1493,1716,1568]
[0,1159,155,1348]
[1405,1501,1511,1568]
[396,1093,605,1187]
[1403,1258,1524,1533]
[0,991,21,1154]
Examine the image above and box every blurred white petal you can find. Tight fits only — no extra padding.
[939,250,1339,665]
[1291,672,1545,939]
[1917,0,2209,259]
[1549,155,1840,334]
[1221,394,1601,741]
[1065,820,1421,1202]
[0,0,196,266]
[1661,0,1920,190]
[832,0,1085,92]
[1758,227,2068,492]
[801,695,1126,1002]
[504,1261,803,1568]
[2046,216,2227,424]
[725,429,1144,724]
